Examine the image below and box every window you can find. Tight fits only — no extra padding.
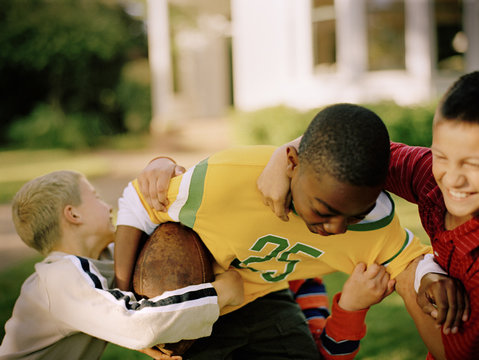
[366,0,405,71]
[435,0,465,72]
[312,0,336,71]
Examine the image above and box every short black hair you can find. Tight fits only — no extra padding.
[298,103,390,187]
[440,71,479,124]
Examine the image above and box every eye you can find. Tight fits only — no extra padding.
[432,153,447,162]
[465,161,479,169]
[314,210,333,218]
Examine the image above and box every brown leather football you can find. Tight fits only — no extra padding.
[133,222,214,355]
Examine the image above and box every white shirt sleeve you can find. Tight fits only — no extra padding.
[42,255,219,350]
[117,182,158,235]
[414,253,448,293]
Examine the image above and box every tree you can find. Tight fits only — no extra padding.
[0,0,148,147]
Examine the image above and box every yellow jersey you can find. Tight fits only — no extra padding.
[120,146,430,313]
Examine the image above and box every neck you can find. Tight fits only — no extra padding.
[444,212,472,230]
[52,233,106,259]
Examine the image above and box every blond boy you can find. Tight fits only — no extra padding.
[0,170,243,360]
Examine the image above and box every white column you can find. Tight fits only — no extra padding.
[147,0,173,133]
[404,0,434,79]
[464,0,479,72]
[335,0,367,78]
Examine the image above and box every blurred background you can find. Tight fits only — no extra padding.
[1,0,477,359]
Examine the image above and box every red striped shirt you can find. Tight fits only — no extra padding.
[386,142,479,360]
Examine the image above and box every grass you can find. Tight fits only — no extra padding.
[0,149,112,203]
[0,195,430,359]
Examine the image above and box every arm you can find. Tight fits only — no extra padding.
[46,257,243,351]
[395,257,446,360]
[385,142,433,203]
[45,257,221,350]
[114,225,143,290]
[415,254,469,335]
[290,263,395,360]
[256,136,301,221]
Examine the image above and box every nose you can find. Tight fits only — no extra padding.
[323,217,348,235]
[442,165,466,188]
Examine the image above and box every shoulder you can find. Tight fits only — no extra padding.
[37,252,109,291]
[207,145,277,167]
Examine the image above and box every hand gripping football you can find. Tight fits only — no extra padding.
[133,222,214,355]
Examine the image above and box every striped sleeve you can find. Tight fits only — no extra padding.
[290,278,330,341]
[42,255,219,350]
[386,142,434,203]
[289,279,368,360]
[319,293,368,360]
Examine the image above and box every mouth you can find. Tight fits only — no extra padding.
[447,189,474,200]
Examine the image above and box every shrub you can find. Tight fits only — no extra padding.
[233,102,436,147]
[7,104,110,149]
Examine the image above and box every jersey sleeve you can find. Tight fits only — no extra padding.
[41,256,219,350]
[319,293,368,359]
[386,142,433,204]
[289,279,368,360]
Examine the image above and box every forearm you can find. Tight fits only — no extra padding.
[115,225,144,290]
[395,258,446,360]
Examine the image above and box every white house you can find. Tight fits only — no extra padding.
[148,0,479,124]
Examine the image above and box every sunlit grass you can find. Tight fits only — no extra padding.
[0,149,111,203]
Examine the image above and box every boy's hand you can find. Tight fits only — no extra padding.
[417,273,469,335]
[257,147,292,221]
[138,346,182,359]
[138,157,186,211]
[212,268,245,309]
[339,263,396,311]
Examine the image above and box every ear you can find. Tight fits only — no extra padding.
[63,205,82,225]
[286,146,299,178]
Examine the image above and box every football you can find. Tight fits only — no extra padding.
[133,222,214,355]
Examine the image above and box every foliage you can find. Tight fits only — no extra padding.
[0,0,148,147]
[7,104,110,149]
[232,102,436,147]
[116,59,152,134]
[366,101,436,147]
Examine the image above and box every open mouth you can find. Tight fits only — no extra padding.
[448,189,472,200]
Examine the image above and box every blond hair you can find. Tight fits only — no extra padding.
[12,170,84,255]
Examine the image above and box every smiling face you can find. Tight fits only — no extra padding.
[432,118,479,225]
[288,152,381,236]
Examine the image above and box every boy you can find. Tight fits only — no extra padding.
[134,160,397,360]
[115,103,432,359]
[257,72,479,359]
[0,170,244,360]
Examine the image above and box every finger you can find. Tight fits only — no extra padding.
[463,289,470,322]
[353,262,367,275]
[148,178,162,211]
[417,290,439,319]
[449,285,466,334]
[283,192,292,221]
[385,278,396,297]
[272,197,289,222]
[155,180,169,211]
[174,165,186,176]
[364,263,381,278]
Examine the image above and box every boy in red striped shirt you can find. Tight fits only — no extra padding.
[258,72,479,359]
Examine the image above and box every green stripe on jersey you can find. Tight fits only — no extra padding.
[381,229,413,266]
[179,158,208,228]
[347,192,395,232]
